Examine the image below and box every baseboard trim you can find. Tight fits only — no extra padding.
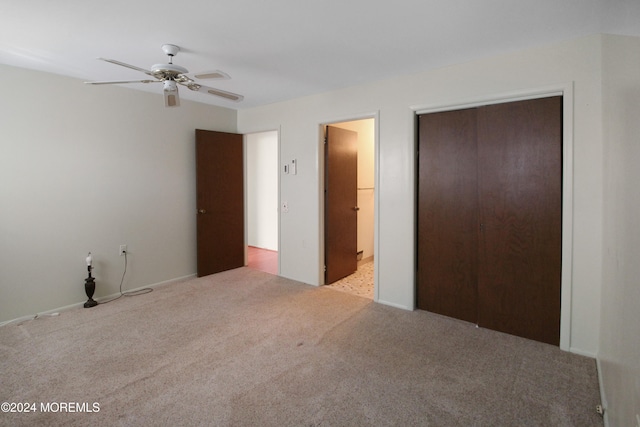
[95,273,196,303]
[376,299,412,311]
[596,356,610,427]
[357,256,374,267]
[0,274,197,328]
[569,346,597,358]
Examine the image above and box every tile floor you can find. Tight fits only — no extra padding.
[248,246,373,299]
[327,261,374,299]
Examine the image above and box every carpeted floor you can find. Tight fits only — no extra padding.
[0,268,602,426]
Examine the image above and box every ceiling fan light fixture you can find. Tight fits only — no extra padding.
[163,80,180,107]
[163,80,178,92]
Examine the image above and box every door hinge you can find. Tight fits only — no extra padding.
[324,265,327,272]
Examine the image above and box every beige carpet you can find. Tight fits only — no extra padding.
[0,268,602,426]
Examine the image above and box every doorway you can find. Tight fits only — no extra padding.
[246,130,279,275]
[323,118,376,299]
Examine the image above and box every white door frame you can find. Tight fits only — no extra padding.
[318,112,380,300]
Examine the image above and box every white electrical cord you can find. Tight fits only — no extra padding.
[6,313,60,327]
[121,250,152,297]
[101,250,152,303]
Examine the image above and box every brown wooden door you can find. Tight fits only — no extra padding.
[417,108,479,323]
[195,129,244,277]
[477,97,562,345]
[416,96,562,345]
[325,126,358,284]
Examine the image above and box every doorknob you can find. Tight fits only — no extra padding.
[198,209,207,214]
[353,207,360,211]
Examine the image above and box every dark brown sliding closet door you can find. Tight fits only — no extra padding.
[417,108,478,323]
[476,97,562,345]
[417,96,562,346]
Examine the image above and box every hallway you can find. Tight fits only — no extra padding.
[247,246,278,275]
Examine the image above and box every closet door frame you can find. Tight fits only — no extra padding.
[411,83,574,352]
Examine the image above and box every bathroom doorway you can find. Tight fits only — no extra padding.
[323,118,375,298]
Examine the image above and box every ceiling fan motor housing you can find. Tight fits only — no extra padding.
[151,63,189,79]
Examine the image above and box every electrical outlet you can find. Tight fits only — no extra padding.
[119,245,127,256]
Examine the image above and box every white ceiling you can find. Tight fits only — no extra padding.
[2,0,639,109]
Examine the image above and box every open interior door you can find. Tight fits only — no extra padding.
[195,129,244,277]
[325,126,358,284]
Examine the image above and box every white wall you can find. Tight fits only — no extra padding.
[332,119,375,261]
[0,64,237,323]
[246,130,278,251]
[600,34,640,427]
[238,34,604,356]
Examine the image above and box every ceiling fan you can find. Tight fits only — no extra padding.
[84,44,243,107]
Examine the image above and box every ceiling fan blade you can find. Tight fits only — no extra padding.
[180,82,243,102]
[193,70,230,80]
[98,58,154,76]
[204,87,244,102]
[84,79,160,85]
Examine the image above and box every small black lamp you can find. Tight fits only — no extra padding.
[84,252,98,308]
